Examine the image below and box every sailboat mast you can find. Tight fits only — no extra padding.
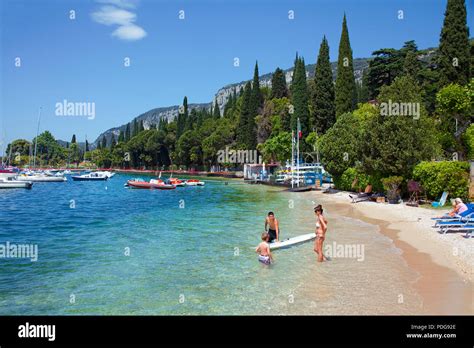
[291,130,294,189]
[296,118,300,188]
[33,107,42,169]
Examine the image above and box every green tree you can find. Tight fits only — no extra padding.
[125,123,131,142]
[110,134,116,149]
[71,134,76,144]
[320,112,363,177]
[362,76,441,178]
[438,0,470,86]
[335,14,356,116]
[436,79,474,158]
[311,36,336,133]
[290,57,310,138]
[237,82,252,148]
[213,100,220,119]
[271,67,288,99]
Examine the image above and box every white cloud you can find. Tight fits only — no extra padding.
[112,24,147,41]
[91,3,147,41]
[91,6,136,26]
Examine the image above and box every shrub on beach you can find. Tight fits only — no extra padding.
[334,167,383,192]
[412,161,470,200]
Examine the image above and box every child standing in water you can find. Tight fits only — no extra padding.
[314,205,328,262]
[256,232,273,265]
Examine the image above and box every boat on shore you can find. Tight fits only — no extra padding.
[0,177,33,189]
[185,179,205,186]
[125,178,176,190]
[72,172,108,181]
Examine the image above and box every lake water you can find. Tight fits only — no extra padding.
[0,174,423,315]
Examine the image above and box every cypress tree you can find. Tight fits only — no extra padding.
[71,134,76,144]
[312,36,336,134]
[438,0,470,86]
[470,40,474,78]
[271,67,288,99]
[101,136,107,149]
[290,57,310,137]
[224,93,233,117]
[182,96,189,130]
[213,100,220,119]
[335,14,356,117]
[118,130,124,143]
[85,139,89,152]
[250,61,263,107]
[110,134,116,149]
[125,123,131,142]
[177,96,188,138]
[237,82,252,148]
[187,109,197,130]
[132,119,138,138]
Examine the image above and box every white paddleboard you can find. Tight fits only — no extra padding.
[269,233,316,250]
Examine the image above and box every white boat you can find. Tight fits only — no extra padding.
[269,233,316,250]
[16,174,67,182]
[185,179,205,186]
[0,177,33,189]
[72,172,108,181]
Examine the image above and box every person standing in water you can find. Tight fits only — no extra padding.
[314,205,328,262]
[265,212,279,242]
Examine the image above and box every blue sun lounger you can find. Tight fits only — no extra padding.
[437,223,474,238]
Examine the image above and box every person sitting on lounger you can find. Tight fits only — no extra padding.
[449,198,468,217]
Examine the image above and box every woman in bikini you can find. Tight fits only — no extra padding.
[314,205,328,262]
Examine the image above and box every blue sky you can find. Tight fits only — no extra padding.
[0,0,472,150]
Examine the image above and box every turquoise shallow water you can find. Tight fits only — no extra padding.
[0,174,422,315]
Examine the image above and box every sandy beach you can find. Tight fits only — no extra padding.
[303,189,473,315]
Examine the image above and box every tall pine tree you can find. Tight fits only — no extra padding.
[335,14,356,117]
[213,100,220,119]
[271,67,288,99]
[438,0,470,86]
[124,123,130,142]
[290,56,310,138]
[251,61,263,107]
[177,96,188,139]
[311,36,336,134]
[237,82,252,148]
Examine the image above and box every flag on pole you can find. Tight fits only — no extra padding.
[297,118,302,139]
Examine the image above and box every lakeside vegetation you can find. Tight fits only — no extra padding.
[4,0,473,199]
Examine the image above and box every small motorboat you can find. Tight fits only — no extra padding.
[72,172,108,181]
[168,178,185,187]
[126,178,175,190]
[0,177,33,189]
[185,179,205,186]
[17,174,67,182]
